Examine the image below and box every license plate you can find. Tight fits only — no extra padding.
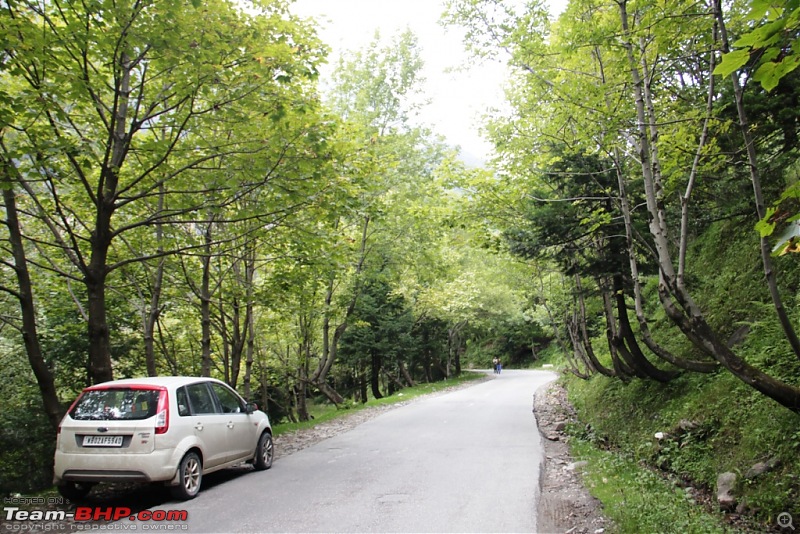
[82,435,124,447]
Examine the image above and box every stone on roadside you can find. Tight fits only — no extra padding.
[678,419,699,432]
[736,499,749,514]
[716,472,737,510]
[744,457,781,480]
[745,462,768,480]
[566,461,588,471]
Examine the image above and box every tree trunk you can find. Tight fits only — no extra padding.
[576,274,615,377]
[564,315,592,379]
[619,0,800,411]
[143,269,164,377]
[85,50,139,385]
[295,380,309,423]
[1,168,63,429]
[143,184,166,377]
[200,223,213,377]
[613,274,678,383]
[601,282,634,381]
[358,363,368,403]
[86,244,114,384]
[713,0,800,361]
[243,245,256,400]
[592,34,715,375]
[370,352,383,400]
[399,362,416,387]
[293,341,309,421]
[313,216,370,405]
[538,273,575,372]
[447,320,467,378]
[226,289,243,388]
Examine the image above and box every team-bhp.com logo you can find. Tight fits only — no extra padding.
[3,499,188,531]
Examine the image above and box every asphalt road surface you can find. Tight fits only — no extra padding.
[143,369,558,533]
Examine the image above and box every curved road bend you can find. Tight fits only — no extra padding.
[142,369,558,533]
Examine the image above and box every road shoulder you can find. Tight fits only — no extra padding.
[534,378,610,534]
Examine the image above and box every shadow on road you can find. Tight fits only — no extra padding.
[80,464,256,509]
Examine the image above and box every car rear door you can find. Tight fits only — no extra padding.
[184,382,229,469]
[208,382,257,463]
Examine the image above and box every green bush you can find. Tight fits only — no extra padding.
[0,364,57,495]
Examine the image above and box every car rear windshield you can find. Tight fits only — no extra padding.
[70,388,160,421]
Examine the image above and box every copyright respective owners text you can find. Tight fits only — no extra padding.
[3,497,189,532]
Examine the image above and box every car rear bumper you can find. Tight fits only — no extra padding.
[53,449,177,485]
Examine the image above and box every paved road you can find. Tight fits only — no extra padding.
[146,370,557,533]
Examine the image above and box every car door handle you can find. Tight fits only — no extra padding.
[227,421,234,429]
[195,423,203,431]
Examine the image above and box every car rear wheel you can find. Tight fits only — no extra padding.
[57,481,94,501]
[170,451,202,500]
[253,432,273,471]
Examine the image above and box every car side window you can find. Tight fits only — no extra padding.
[176,387,190,416]
[186,383,219,414]
[211,383,244,414]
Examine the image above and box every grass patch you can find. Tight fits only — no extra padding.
[565,369,800,531]
[272,371,486,436]
[570,437,734,533]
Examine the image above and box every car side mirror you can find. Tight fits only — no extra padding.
[245,402,258,414]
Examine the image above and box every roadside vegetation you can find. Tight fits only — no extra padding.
[568,438,729,534]
[528,216,800,532]
[567,367,800,532]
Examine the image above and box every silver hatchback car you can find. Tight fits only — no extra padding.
[54,376,273,500]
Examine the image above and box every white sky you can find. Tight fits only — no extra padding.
[290,0,567,166]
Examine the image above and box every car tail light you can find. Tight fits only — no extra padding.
[155,389,169,434]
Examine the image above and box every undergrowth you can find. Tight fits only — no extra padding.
[552,221,800,532]
[565,370,800,532]
[569,437,732,533]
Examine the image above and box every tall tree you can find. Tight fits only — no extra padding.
[306,30,432,405]
[1,0,325,384]
[446,0,800,411]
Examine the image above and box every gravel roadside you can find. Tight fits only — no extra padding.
[533,378,609,534]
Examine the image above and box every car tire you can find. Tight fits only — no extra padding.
[253,432,273,471]
[56,481,94,501]
[170,451,202,500]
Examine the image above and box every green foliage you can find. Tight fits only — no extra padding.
[715,0,800,92]
[337,275,419,397]
[569,367,800,529]
[569,438,731,533]
[558,217,800,528]
[0,358,57,495]
[329,29,425,132]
